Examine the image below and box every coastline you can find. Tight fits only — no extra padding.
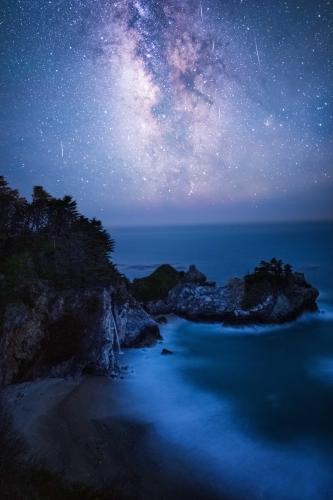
[3,371,227,500]
[4,309,333,500]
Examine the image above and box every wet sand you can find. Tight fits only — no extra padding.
[3,376,229,500]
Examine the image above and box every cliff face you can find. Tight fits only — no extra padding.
[0,282,160,386]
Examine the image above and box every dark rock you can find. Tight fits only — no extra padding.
[182,264,207,285]
[115,296,161,347]
[130,263,210,305]
[0,282,160,386]
[130,264,184,303]
[156,315,167,324]
[122,324,161,348]
[147,262,319,325]
[161,348,173,355]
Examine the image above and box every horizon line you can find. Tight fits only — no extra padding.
[108,218,333,229]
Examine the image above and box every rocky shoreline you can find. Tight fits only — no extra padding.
[145,264,319,325]
[137,259,319,325]
[0,258,319,387]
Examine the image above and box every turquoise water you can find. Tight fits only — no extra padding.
[111,222,333,499]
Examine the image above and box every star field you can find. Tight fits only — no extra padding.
[0,0,332,224]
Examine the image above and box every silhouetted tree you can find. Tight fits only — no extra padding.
[0,176,119,292]
[29,185,52,232]
[242,258,295,309]
[0,176,27,244]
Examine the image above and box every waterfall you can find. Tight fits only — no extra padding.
[111,304,122,355]
[102,290,116,373]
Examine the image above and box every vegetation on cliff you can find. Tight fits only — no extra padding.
[242,258,298,309]
[131,264,184,303]
[0,176,121,318]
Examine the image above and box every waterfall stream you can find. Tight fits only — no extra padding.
[102,291,116,372]
[111,305,122,354]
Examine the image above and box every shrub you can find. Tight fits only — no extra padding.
[131,264,183,303]
[242,258,293,309]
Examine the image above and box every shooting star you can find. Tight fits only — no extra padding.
[254,36,261,70]
[200,3,203,22]
[218,107,221,121]
[60,141,64,158]
[212,40,215,52]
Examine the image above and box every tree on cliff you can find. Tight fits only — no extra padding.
[242,258,294,309]
[29,185,52,232]
[0,177,118,293]
[0,176,27,243]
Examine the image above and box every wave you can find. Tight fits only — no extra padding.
[220,301,333,335]
[316,302,333,321]
[220,322,294,335]
[121,318,333,500]
[158,303,333,338]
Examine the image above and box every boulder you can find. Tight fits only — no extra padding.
[114,298,161,348]
[161,348,173,355]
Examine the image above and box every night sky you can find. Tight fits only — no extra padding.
[1,0,332,225]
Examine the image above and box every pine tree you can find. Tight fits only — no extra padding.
[0,176,27,244]
[29,185,52,232]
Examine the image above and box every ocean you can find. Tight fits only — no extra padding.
[110,221,333,499]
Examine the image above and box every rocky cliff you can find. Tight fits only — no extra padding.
[0,281,160,386]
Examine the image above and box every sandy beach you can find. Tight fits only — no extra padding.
[3,375,224,500]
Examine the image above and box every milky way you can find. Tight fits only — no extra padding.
[1,1,332,224]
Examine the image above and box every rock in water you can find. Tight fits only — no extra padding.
[131,263,210,306]
[147,260,319,325]
[131,264,184,303]
[161,348,173,355]
[182,265,208,285]
[115,297,161,348]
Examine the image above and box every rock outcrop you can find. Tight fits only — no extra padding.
[146,263,319,325]
[131,264,184,303]
[0,259,319,387]
[182,265,208,285]
[114,297,161,348]
[0,281,160,386]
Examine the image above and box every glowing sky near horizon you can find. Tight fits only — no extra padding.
[1,0,332,224]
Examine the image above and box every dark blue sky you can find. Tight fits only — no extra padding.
[1,0,332,225]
